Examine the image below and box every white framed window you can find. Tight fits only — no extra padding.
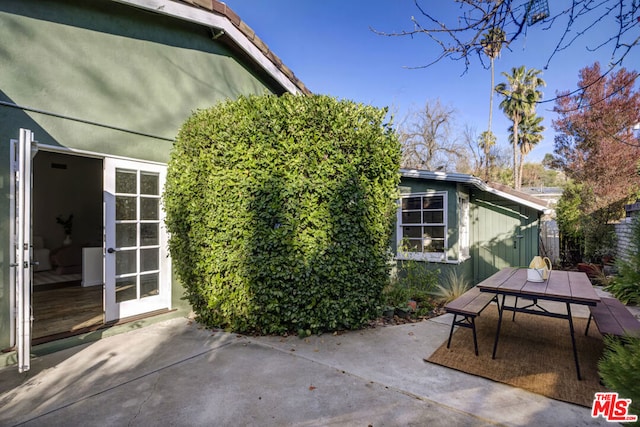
[397,192,447,261]
[459,194,470,260]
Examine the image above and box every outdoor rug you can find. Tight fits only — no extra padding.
[426,308,609,408]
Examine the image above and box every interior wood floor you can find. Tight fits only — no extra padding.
[33,281,103,340]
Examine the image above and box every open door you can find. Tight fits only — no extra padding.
[10,129,37,373]
[104,158,170,322]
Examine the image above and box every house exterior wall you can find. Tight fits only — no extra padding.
[396,178,471,283]
[0,0,284,349]
[397,177,541,285]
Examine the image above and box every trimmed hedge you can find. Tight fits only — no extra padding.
[164,94,401,334]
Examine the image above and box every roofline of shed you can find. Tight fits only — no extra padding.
[400,169,551,213]
[111,0,311,95]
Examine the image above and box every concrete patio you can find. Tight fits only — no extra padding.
[0,307,620,426]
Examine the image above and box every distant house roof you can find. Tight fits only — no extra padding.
[117,0,311,96]
[400,169,550,213]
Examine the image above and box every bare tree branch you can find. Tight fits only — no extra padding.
[372,0,639,78]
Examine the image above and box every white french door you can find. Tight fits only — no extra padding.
[10,129,37,373]
[104,158,170,322]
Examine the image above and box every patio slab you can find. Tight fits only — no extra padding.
[0,313,619,426]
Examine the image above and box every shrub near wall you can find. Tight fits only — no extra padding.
[164,94,401,335]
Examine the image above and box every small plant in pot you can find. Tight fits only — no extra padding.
[56,214,74,245]
[382,282,411,318]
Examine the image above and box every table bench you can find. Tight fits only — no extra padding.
[444,286,499,356]
[585,297,640,338]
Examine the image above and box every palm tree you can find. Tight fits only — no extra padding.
[510,112,545,188]
[480,28,506,179]
[496,66,545,189]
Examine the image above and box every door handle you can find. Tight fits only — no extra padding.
[107,248,115,254]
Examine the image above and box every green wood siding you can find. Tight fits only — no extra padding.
[471,190,540,282]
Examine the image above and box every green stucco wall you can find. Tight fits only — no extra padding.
[0,0,284,348]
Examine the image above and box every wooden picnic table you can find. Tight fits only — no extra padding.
[477,267,600,380]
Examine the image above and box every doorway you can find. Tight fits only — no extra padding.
[32,151,104,341]
[11,129,173,371]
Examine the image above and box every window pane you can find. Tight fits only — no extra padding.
[116,276,137,302]
[141,197,159,220]
[116,170,137,194]
[402,197,421,210]
[403,226,422,239]
[140,273,159,298]
[425,239,445,253]
[141,223,159,246]
[141,248,159,272]
[402,239,423,252]
[423,196,443,210]
[401,211,421,224]
[423,211,444,223]
[116,250,137,275]
[424,226,445,238]
[140,173,159,195]
[116,223,137,247]
[116,196,137,220]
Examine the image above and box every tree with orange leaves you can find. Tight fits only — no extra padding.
[553,62,640,217]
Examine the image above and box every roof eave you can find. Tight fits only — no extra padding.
[400,169,550,213]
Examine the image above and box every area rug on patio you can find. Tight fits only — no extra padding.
[426,308,608,408]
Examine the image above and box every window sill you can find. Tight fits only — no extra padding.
[395,254,471,265]
[395,253,446,263]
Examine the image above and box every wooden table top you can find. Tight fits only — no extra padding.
[477,267,601,306]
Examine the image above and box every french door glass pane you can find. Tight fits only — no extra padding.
[141,273,159,298]
[141,248,159,271]
[116,196,137,220]
[116,170,137,194]
[116,223,137,247]
[140,197,159,220]
[116,277,137,303]
[116,250,137,275]
[140,173,159,195]
[141,223,159,246]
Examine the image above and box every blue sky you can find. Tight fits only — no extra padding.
[224,0,636,163]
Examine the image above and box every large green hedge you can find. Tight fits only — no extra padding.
[164,94,401,334]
